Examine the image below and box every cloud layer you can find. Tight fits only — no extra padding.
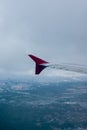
[0,0,87,76]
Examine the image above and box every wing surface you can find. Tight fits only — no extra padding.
[49,64,87,74]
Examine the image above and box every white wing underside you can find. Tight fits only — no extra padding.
[48,64,87,74]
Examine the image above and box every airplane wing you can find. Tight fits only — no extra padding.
[28,54,87,75]
[49,64,87,74]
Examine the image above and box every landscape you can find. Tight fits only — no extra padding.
[0,76,87,130]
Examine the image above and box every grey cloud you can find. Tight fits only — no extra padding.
[0,0,87,76]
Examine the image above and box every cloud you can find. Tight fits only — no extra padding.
[0,0,87,76]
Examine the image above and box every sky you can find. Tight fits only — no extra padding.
[0,0,87,77]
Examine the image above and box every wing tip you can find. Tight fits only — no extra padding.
[28,54,48,75]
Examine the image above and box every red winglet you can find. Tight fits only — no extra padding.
[29,54,48,64]
[28,54,48,74]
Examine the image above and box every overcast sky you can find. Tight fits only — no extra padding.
[0,0,87,77]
